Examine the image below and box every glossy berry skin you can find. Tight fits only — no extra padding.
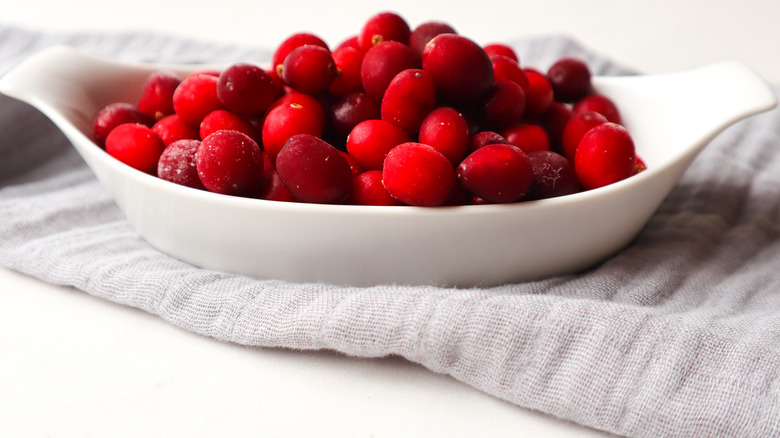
[275,134,353,204]
[105,123,165,175]
[418,107,471,165]
[490,55,530,94]
[137,70,181,121]
[328,47,365,96]
[217,63,278,116]
[152,114,199,147]
[408,21,457,57]
[157,139,205,190]
[200,109,260,143]
[262,101,324,162]
[271,33,329,80]
[483,43,518,63]
[422,34,494,103]
[346,119,410,170]
[501,123,550,154]
[547,57,592,103]
[172,73,224,128]
[480,80,526,127]
[347,170,402,206]
[197,130,265,197]
[561,111,609,162]
[522,68,554,117]
[525,150,579,200]
[380,68,437,136]
[573,93,623,124]
[282,45,337,95]
[327,92,380,141]
[358,11,411,52]
[574,123,636,190]
[361,41,421,102]
[468,131,508,153]
[93,102,154,147]
[382,142,456,206]
[456,143,532,203]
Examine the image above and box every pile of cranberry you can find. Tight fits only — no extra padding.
[93,11,644,206]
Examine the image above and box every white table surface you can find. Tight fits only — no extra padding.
[2,1,779,436]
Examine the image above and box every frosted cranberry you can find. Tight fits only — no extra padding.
[217,63,277,116]
[361,41,420,102]
[418,107,470,165]
[329,47,365,96]
[173,73,223,127]
[328,92,380,141]
[380,68,437,136]
[281,45,337,95]
[574,123,636,190]
[157,139,205,190]
[522,68,554,117]
[538,101,574,153]
[276,134,353,204]
[105,123,165,174]
[408,21,457,57]
[346,119,410,170]
[335,35,360,51]
[197,130,265,196]
[561,111,609,162]
[469,131,508,153]
[483,43,518,62]
[382,142,456,206]
[137,70,181,121]
[501,123,550,154]
[525,150,579,200]
[200,110,260,143]
[262,101,323,162]
[547,57,592,103]
[573,93,622,124]
[271,33,329,80]
[358,11,411,51]
[490,55,530,94]
[456,143,532,203]
[347,170,401,206]
[480,80,526,127]
[422,34,494,103]
[257,170,297,202]
[93,102,153,147]
[152,114,199,147]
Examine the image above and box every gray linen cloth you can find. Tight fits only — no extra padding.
[2,25,779,437]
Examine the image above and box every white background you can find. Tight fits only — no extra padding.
[2,1,779,436]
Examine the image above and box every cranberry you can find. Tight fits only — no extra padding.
[327,91,380,142]
[281,45,337,95]
[537,101,573,153]
[200,109,260,144]
[157,139,205,190]
[547,57,592,103]
[456,143,532,203]
[93,102,153,147]
[361,41,420,102]
[197,130,265,196]
[561,111,609,162]
[480,80,526,127]
[217,63,278,116]
[275,134,353,204]
[104,123,165,174]
[525,150,579,200]
[329,47,365,96]
[172,73,224,127]
[347,169,402,206]
[501,123,549,154]
[490,54,530,93]
[267,92,327,130]
[261,100,324,162]
[380,68,437,136]
[152,114,199,147]
[422,34,494,103]
[257,170,297,202]
[522,68,554,117]
[137,70,181,121]
[574,123,636,190]
[358,12,411,51]
[418,106,471,165]
[483,43,518,62]
[335,35,360,51]
[382,142,456,206]
[408,21,457,57]
[339,150,364,177]
[573,93,623,124]
[271,32,329,80]
[468,131,508,153]
[346,119,410,170]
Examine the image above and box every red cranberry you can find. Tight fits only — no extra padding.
[327,91,380,142]
[257,170,298,202]
[480,80,526,127]
[281,45,337,95]
[522,68,554,117]
[483,43,518,62]
[380,68,437,136]
[217,63,278,116]
[335,35,360,51]
[382,142,456,206]
[501,123,550,154]
[261,100,324,162]
[93,102,153,147]
[358,11,411,51]
[525,150,579,200]
[275,134,353,204]
[573,93,622,124]
[456,143,532,203]
[329,47,365,96]
[152,114,199,146]
[468,131,508,153]
[137,70,181,121]
[547,57,592,103]
[408,21,457,57]
[200,109,260,143]
[422,34,494,103]
[172,73,224,128]
[105,123,165,174]
[561,111,609,162]
[418,106,471,165]
[346,119,410,170]
[347,170,402,206]
[271,33,329,80]
[157,139,205,190]
[574,123,636,190]
[361,41,420,102]
[537,101,573,153]
[491,54,530,93]
[197,130,265,196]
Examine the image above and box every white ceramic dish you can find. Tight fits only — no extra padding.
[0,46,776,287]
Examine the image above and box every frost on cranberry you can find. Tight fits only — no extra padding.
[157,139,205,190]
[525,150,579,200]
[196,130,265,197]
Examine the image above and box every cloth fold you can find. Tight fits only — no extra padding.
[1,25,779,437]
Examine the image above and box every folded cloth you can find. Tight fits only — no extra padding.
[1,25,779,438]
